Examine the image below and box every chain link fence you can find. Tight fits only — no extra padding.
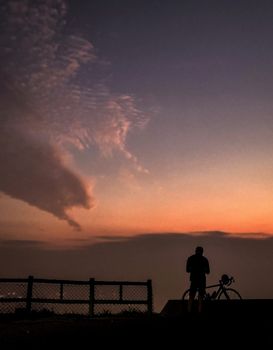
[0,277,153,316]
[94,283,149,315]
[0,280,26,313]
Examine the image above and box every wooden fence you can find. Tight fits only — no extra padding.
[0,276,153,316]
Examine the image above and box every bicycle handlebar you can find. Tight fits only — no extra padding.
[219,275,234,286]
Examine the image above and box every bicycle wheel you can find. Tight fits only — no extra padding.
[218,288,242,300]
[182,289,209,300]
[182,289,191,300]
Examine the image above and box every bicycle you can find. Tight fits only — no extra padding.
[182,274,242,300]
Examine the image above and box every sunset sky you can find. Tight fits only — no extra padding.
[1,0,273,311]
[1,0,273,244]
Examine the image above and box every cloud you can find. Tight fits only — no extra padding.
[0,0,149,229]
[0,123,91,230]
[0,79,92,229]
[0,0,148,157]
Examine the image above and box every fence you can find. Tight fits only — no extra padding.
[0,276,153,316]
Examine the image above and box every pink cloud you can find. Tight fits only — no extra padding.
[0,0,150,230]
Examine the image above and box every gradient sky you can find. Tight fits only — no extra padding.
[1,0,273,245]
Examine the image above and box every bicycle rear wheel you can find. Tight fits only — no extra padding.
[218,288,242,300]
[182,289,210,300]
[182,289,191,300]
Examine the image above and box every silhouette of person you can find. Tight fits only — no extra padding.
[186,246,210,313]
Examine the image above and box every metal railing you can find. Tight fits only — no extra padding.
[0,276,153,316]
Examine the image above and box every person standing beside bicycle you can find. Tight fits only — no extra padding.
[186,246,210,313]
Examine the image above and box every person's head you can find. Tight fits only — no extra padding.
[195,246,204,256]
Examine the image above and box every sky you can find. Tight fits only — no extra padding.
[0,0,273,308]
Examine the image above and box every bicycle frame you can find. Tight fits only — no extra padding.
[204,282,226,300]
[182,275,242,300]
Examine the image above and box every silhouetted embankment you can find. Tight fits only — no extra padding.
[0,301,273,349]
[161,299,273,317]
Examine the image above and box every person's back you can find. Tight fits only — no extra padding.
[186,246,210,312]
[187,253,210,281]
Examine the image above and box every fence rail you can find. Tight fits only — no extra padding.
[0,276,153,316]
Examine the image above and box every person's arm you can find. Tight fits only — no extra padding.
[186,257,191,273]
[205,258,210,274]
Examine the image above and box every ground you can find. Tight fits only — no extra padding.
[0,309,272,349]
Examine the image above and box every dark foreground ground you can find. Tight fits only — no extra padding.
[0,301,273,349]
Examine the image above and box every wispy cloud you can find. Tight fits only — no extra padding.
[0,0,149,229]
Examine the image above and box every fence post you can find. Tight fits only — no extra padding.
[89,278,95,317]
[26,275,33,313]
[147,279,153,314]
[60,283,64,300]
[119,284,123,301]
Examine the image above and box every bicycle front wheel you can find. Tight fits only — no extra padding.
[218,288,242,300]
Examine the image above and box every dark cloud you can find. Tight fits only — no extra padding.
[0,239,46,247]
[0,125,91,230]
[1,232,272,312]
[0,78,92,229]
